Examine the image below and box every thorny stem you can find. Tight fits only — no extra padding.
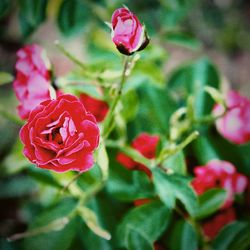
[102,56,130,138]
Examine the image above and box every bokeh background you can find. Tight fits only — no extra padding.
[0,0,250,248]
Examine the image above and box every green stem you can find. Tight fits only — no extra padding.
[102,56,130,138]
[157,131,199,165]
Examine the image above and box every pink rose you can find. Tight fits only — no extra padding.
[80,93,109,122]
[20,94,100,172]
[202,207,236,240]
[213,90,250,144]
[111,7,149,55]
[116,133,159,177]
[192,160,248,209]
[13,44,51,120]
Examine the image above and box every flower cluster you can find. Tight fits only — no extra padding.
[13,44,51,120]
[213,90,250,144]
[116,133,159,177]
[192,160,247,208]
[192,160,247,238]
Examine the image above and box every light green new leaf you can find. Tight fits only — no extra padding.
[78,206,111,240]
[0,72,13,85]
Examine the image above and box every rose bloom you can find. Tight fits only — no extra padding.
[213,90,250,144]
[111,7,149,55]
[13,44,51,120]
[79,93,109,122]
[20,94,100,172]
[116,133,159,177]
[202,207,236,240]
[192,160,248,209]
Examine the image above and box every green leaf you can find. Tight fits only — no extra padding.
[95,142,109,180]
[0,72,13,85]
[128,229,153,250]
[0,0,12,19]
[57,0,91,36]
[165,32,202,50]
[117,201,171,248]
[127,82,176,137]
[194,188,227,219]
[23,198,77,250]
[27,166,63,189]
[212,221,249,250]
[152,168,198,216]
[18,0,48,37]
[169,220,198,250]
[167,57,220,118]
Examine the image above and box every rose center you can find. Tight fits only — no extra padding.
[41,116,77,146]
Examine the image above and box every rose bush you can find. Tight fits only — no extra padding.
[213,90,250,144]
[111,7,149,55]
[13,44,51,120]
[20,94,100,172]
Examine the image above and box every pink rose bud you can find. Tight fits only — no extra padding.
[192,160,248,209]
[116,133,159,177]
[13,44,52,120]
[111,7,149,55]
[213,90,250,144]
[20,94,100,172]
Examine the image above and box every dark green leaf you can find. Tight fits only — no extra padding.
[57,0,91,36]
[212,221,249,250]
[167,57,220,118]
[127,82,176,137]
[18,0,48,37]
[0,0,12,19]
[128,229,153,250]
[194,188,227,219]
[152,168,198,216]
[23,198,77,250]
[169,220,198,250]
[117,201,171,248]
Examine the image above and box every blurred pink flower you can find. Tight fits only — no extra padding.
[13,44,51,120]
[192,160,248,209]
[213,90,250,144]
